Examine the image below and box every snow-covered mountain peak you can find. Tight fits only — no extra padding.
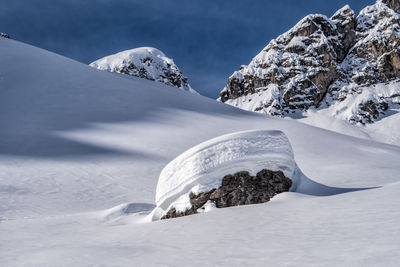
[91,47,170,70]
[219,2,400,124]
[90,47,198,94]
[331,4,353,18]
[219,5,356,115]
[331,5,355,31]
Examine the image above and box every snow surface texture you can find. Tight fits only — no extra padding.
[90,47,198,94]
[219,0,400,137]
[152,130,297,219]
[2,37,400,266]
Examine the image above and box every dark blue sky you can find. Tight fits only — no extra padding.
[1,0,374,98]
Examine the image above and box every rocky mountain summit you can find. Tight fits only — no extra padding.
[90,47,197,94]
[219,0,400,124]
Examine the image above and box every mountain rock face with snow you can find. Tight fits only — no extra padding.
[382,0,400,13]
[90,47,197,94]
[219,0,400,124]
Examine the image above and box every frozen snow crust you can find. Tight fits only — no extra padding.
[153,130,297,219]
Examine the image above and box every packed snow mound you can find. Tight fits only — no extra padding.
[90,47,197,94]
[151,130,297,220]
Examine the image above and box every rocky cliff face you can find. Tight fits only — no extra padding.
[382,0,400,13]
[90,47,198,94]
[219,0,400,124]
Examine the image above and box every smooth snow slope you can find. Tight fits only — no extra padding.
[1,38,400,266]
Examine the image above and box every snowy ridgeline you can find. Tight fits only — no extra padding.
[90,47,198,94]
[149,130,298,220]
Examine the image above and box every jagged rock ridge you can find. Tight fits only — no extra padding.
[90,47,198,94]
[219,0,400,124]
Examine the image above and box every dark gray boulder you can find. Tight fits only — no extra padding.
[161,169,292,220]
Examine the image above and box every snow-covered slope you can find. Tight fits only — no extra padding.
[1,37,400,266]
[90,47,197,94]
[297,80,400,145]
[219,0,400,131]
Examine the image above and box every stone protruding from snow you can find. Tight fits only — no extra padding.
[90,47,198,94]
[0,33,10,39]
[149,130,296,221]
[219,1,400,124]
[161,169,292,219]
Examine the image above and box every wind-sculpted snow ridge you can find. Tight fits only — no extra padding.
[219,0,400,125]
[149,130,298,220]
[90,47,198,94]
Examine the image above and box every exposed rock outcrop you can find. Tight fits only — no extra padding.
[0,33,10,39]
[219,1,400,124]
[161,169,292,219]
